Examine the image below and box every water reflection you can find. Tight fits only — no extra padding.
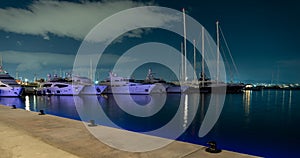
[267,90,271,104]
[275,90,278,105]
[12,95,80,120]
[74,94,200,139]
[0,94,202,134]
[183,94,188,129]
[0,97,23,108]
[289,90,292,108]
[200,94,205,122]
[33,95,37,111]
[282,90,285,111]
[288,90,292,121]
[25,96,30,111]
[1,90,299,157]
[113,94,166,117]
[243,90,251,116]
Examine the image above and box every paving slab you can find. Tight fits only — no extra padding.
[0,105,260,158]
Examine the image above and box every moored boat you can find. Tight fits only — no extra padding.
[72,76,107,95]
[0,66,23,97]
[36,75,84,96]
[101,72,164,95]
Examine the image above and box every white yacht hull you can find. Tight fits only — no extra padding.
[80,85,107,95]
[37,83,84,95]
[0,87,23,97]
[103,84,164,95]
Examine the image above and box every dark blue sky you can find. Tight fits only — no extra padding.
[0,0,299,83]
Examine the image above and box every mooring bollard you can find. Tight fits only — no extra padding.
[11,105,16,109]
[38,110,45,115]
[205,141,222,153]
[88,120,97,127]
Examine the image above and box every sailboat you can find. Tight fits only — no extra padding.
[181,9,244,93]
[36,74,85,95]
[199,21,244,93]
[101,72,164,95]
[216,21,245,93]
[143,68,189,93]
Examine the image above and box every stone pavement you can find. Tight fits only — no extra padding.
[0,105,260,158]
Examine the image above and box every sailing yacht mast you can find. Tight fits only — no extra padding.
[89,57,93,81]
[183,8,187,81]
[193,39,196,82]
[181,42,184,82]
[216,21,220,84]
[201,26,205,87]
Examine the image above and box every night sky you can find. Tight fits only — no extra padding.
[0,0,299,83]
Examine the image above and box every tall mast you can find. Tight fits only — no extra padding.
[59,68,62,78]
[216,20,220,84]
[16,72,19,80]
[183,8,187,81]
[193,39,196,82]
[181,42,184,82]
[89,57,93,81]
[201,26,205,87]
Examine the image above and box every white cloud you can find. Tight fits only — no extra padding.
[0,50,138,73]
[1,51,75,71]
[0,0,147,40]
[0,1,182,43]
[85,6,181,43]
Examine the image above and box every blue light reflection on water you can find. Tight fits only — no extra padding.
[0,90,299,157]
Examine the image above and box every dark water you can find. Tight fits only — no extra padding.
[1,90,299,158]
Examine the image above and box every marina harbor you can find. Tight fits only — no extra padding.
[0,1,299,157]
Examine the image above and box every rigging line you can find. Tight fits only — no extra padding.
[204,33,217,78]
[219,26,240,78]
[204,32,214,79]
[193,26,205,76]
[220,45,233,82]
[181,28,202,80]
[219,37,234,82]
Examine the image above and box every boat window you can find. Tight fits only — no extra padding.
[43,84,52,87]
[0,76,14,80]
[54,84,69,88]
[8,84,20,86]
[0,85,7,87]
[96,87,101,92]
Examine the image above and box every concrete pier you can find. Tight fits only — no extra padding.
[0,105,260,158]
